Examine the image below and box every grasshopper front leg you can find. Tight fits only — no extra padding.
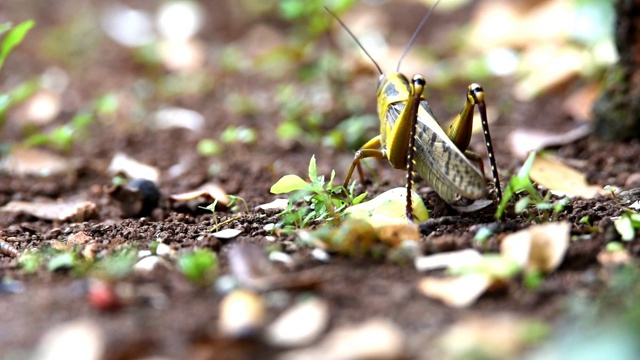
[343,135,384,188]
[447,84,502,202]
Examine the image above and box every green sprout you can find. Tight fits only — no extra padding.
[200,195,249,231]
[270,155,366,229]
[495,151,570,221]
[177,249,218,285]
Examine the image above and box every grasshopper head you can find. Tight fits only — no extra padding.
[468,83,484,104]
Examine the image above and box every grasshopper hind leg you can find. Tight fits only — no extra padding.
[447,84,502,203]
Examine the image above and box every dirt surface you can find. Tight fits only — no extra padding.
[2,1,640,359]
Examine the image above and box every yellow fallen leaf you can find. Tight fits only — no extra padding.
[344,187,429,224]
[529,153,606,199]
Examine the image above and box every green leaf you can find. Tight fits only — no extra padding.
[308,154,318,180]
[270,174,309,194]
[0,20,35,72]
[177,250,218,284]
[615,214,636,241]
[47,252,76,271]
[515,196,531,213]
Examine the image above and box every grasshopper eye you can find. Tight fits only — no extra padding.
[412,74,426,87]
[469,83,484,102]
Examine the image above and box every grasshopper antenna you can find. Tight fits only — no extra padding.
[396,0,441,72]
[324,6,383,75]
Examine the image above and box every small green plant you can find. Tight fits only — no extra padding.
[22,111,93,152]
[200,194,249,230]
[270,155,367,229]
[177,249,218,285]
[496,151,570,221]
[0,20,36,127]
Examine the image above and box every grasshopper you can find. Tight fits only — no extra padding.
[328,2,502,221]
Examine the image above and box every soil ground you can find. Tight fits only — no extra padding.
[1,1,640,359]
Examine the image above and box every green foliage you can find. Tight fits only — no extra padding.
[22,111,93,152]
[18,251,43,274]
[614,211,640,241]
[220,125,258,144]
[496,152,570,221]
[0,20,35,72]
[90,247,137,279]
[47,252,77,272]
[0,20,36,127]
[270,155,366,229]
[177,249,218,285]
[197,138,222,156]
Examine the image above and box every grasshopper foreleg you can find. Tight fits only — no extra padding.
[343,135,384,189]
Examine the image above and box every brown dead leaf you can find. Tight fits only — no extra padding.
[530,153,606,198]
[169,183,230,207]
[0,147,74,177]
[265,297,330,348]
[279,318,404,360]
[0,200,98,222]
[563,84,601,121]
[418,274,493,308]
[508,125,591,160]
[218,290,266,339]
[501,222,570,274]
[107,152,160,183]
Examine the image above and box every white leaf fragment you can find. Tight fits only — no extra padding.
[265,297,330,348]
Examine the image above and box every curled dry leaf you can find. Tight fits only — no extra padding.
[501,221,570,274]
[168,182,230,208]
[508,125,591,160]
[218,289,266,339]
[414,249,482,272]
[279,318,404,360]
[418,274,493,308]
[0,147,74,177]
[107,152,160,183]
[529,153,606,199]
[265,297,330,348]
[0,199,98,222]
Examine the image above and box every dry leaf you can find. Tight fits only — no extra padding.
[279,318,404,360]
[563,84,601,121]
[265,297,330,348]
[434,315,547,360]
[107,152,160,183]
[530,153,605,198]
[0,147,74,177]
[345,187,429,224]
[508,125,591,160]
[169,183,230,207]
[501,222,570,274]
[212,228,242,240]
[414,249,482,272]
[418,274,493,308]
[218,290,266,339]
[258,198,289,211]
[0,200,98,222]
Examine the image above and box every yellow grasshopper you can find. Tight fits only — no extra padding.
[328,2,502,221]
